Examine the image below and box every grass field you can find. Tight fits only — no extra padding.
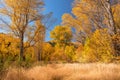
[2,63,120,80]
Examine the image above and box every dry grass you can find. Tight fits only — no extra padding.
[2,63,120,80]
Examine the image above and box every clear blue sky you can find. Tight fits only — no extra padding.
[44,0,73,41]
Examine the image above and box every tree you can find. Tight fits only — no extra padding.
[0,33,19,69]
[50,25,72,46]
[24,12,55,61]
[0,33,19,55]
[50,25,73,62]
[42,43,54,61]
[0,0,44,61]
[113,4,120,33]
[65,45,76,62]
[34,20,45,61]
[62,0,101,43]
[51,43,67,61]
[81,29,114,63]
[62,0,119,44]
[112,4,120,56]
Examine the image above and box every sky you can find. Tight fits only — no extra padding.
[43,0,73,41]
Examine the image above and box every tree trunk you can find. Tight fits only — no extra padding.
[19,33,24,61]
[37,50,41,61]
[106,0,118,57]
[106,0,117,34]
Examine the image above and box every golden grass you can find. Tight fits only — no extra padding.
[3,63,120,80]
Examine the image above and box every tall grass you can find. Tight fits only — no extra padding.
[2,63,120,80]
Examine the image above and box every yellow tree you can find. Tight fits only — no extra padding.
[0,33,19,64]
[62,0,99,43]
[62,0,118,43]
[81,29,114,63]
[112,4,120,56]
[42,43,54,61]
[72,0,116,34]
[34,20,45,61]
[0,0,44,60]
[113,4,120,32]
[50,25,73,61]
[50,25,72,46]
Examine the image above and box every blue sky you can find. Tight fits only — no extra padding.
[44,0,73,41]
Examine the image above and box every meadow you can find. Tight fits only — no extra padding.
[1,63,120,80]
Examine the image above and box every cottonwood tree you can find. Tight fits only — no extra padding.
[62,0,97,44]
[98,0,116,34]
[24,12,55,61]
[34,20,45,61]
[0,33,19,61]
[99,0,120,56]
[62,0,119,44]
[113,3,120,32]
[112,3,120,56]
[50,25,73,61]
[0,0,44,61]
[63,0,118,43]
[62,0,120,58]
[81,29,114,63]
[50,25,73,46]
